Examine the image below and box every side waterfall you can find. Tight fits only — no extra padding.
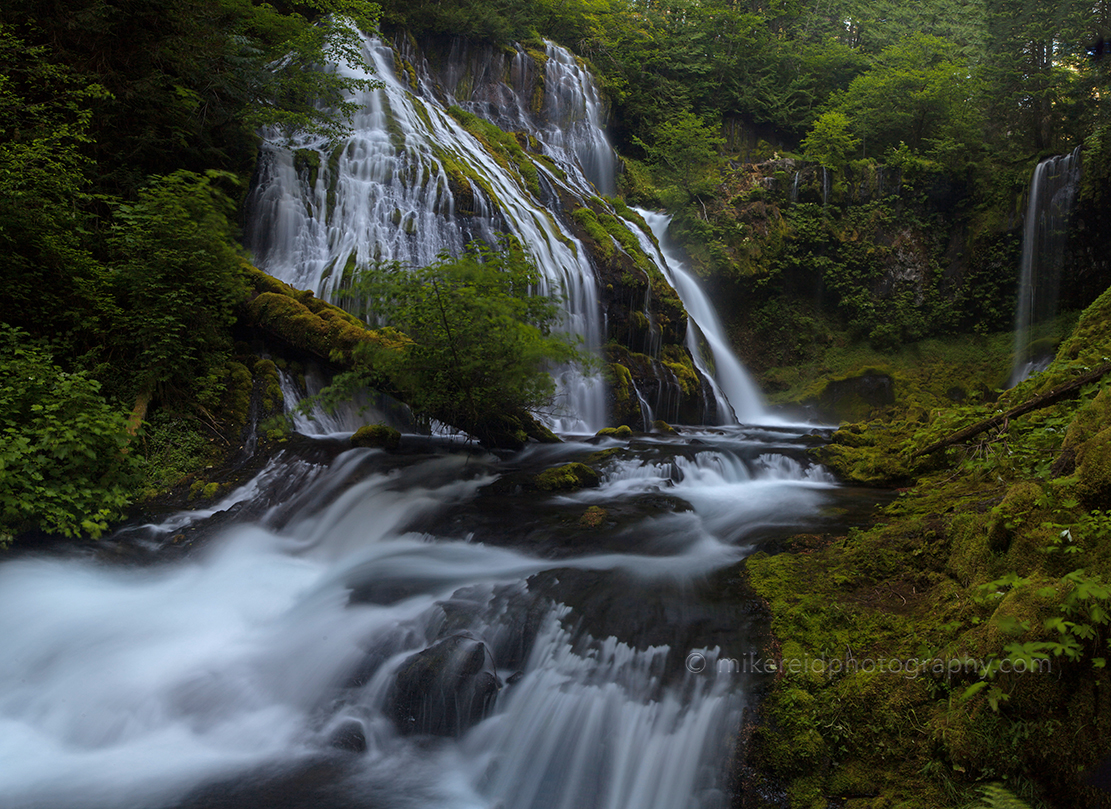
[1009,148,1082,386]
[630,209,767,424]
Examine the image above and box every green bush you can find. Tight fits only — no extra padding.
[0,326,139,541]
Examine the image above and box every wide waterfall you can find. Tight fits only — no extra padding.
[0,31,861,809]
[245,34,620,433]
[245,31,776,432]
[1009,148,1082,386]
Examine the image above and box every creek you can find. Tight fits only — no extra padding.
[0,32,883,808]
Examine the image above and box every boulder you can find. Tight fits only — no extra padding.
[388,635,500,737]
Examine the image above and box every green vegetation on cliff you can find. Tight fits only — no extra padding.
[0,4,383,540]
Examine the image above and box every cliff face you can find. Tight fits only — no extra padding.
[661,150,1111,391]
[244,31,712,433]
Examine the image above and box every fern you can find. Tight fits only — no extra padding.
[974,783,1034,809]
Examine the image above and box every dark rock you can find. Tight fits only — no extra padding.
[328,718,367,753]
[809,373,895,422]
[388,635,501,737]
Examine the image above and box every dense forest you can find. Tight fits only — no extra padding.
[5,0,1111,805]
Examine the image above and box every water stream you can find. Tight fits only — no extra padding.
[0,33,870,808]
[0,424,874,809]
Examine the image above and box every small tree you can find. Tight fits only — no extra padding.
[331,240,582,435]
[636,110,725,200]
[802,110,859,171]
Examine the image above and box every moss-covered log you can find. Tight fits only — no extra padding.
[912,362,1111,458]
[237,261,559,449]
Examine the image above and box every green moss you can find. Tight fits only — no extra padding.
[579,505,607,528]
[745,284,1111,807]
[219,361,254,434]
[327,143,343,219]
[254,358,283,415]
[293,148,321,188]
[1062,388,1111,454]
[986,482,1042,553]
[446,106,541,197]
[813,421,914,486]
[534,461,601,491]
[652,420,678,435]
[596,425,633,438]
[571,206,615,258]
[243,276,408,368]
[351,423,401,451]
[201,482,220,499]
[661,345,700,396]
[765,330,1013,422]
[1077,426,1111,508]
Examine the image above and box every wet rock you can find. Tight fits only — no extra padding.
[388,635,501,737]
[533,462,601,492]
[328,718,367,753]
[351,424,401,451]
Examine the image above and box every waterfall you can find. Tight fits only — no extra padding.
[1009,147,1082,386]
[245,34,612,433]
[244,31,776,433]
[626,209,768,424]
[0,29,856,809]
[0,426,841,809]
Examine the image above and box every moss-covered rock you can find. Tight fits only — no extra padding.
[812,421,913,486]
[534,462,601,491]
[254,358,284,415]
[985,481,1042,553]
[1076,426,1111,507]
[595,425,633,439]
[351,423,402,451]
[579,506,607,528]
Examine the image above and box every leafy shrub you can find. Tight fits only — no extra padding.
[0,326,138,541]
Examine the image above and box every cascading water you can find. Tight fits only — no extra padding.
[0,32,865,809]
[245,34,611,432]
[625,208,768,424]
[0,426,859,809]
[1009,147,1082,386]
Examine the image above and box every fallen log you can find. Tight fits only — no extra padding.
[237,262,559,449]
[912,363,1111,458]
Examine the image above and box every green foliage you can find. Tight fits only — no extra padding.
[634,110,725,200]
[0,24,116,344]
[810,34,984,172]
[802,111,859,171]
[0,326,139,539]
[974,783,1035,809]
[333,240,583,431]
[1,1,382,193]
[108,170,247,398]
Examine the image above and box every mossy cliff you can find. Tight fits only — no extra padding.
[742,285,1111,808]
